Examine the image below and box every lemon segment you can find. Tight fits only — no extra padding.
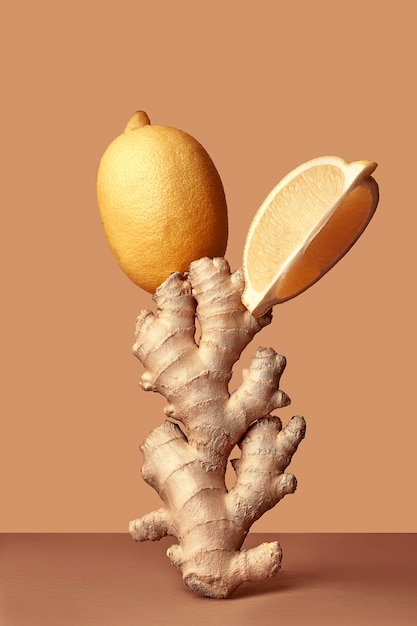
[242,156,379,316]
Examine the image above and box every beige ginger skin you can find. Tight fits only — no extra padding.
[129,257,306,598]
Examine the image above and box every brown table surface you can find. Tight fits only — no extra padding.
[1,533,416,625]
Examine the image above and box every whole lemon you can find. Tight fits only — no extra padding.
[97,111,228,292]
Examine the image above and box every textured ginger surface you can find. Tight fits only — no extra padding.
[129,257,306,598]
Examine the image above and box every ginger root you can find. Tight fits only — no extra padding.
[129,257,306,598]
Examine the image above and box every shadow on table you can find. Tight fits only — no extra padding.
[232,568,328,599]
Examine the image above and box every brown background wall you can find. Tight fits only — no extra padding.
[2,1,416,532]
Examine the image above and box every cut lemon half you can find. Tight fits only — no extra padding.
[242,156,379,316]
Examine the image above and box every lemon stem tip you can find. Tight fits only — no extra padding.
[125,110,151,132]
